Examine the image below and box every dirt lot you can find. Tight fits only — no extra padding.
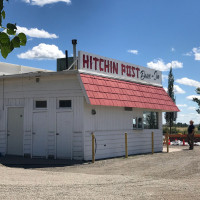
[1,146,200,200]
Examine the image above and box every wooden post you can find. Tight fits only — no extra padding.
[166,132,169,153]
[125,132,128,158]
[92,133,95,163]
[152,132,154,154]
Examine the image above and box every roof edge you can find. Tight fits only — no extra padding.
[0,70,79,80]
[79,70,163,88]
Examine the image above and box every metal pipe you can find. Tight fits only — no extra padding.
[125,132,128,158]
[166,132,169,153]
[2,77,4,110]
[92,132,95,163]
[65,50,68,69]
[152,132,154,154]
[72,39,77,69]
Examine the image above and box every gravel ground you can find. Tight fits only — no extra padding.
[1,146,200,200]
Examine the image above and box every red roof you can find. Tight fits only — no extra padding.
[80,74,179,112]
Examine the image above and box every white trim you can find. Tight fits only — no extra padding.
[33,99,48,111]
[56,98,73,111]
[77,73,90,104]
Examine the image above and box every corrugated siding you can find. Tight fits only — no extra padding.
[0,103,6,154]
[84,103,163,161]
[23,98,33,155]
[72,96,84,160]
[73,132,84,160]
[47,98,56,157]
[84,130,162,160]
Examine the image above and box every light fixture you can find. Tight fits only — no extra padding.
[91,109,96,115]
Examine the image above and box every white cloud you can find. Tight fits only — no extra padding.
[163,85,185,94]
[162,74,168,81]
[17,26,58,39]
[176,77,200,88]
[22,0,71,6]
[192,47,200,60]
[17,43,65,60]
[163,112,200,124]
[147,59,183,71]
[184,47,200,60]
[177,104,187,107]
[127,49,138,55]
[171,48,175,52]
[174,85,186,94]
[186,95,200,100]
[188,107,197,111]
[176,113,200,124]
[183,52,192,56]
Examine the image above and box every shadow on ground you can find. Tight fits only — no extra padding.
[0,155,85,169]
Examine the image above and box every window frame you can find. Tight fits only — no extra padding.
[143,111,159,129]
[132,117,143,129]
[34,100,48,110]
[56,98,72,110]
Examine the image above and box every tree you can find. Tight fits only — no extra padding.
[146,112,157,129]
[193,87,200,114]
[0,0,26,58]
[165,67,177,134]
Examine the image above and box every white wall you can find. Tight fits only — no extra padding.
[83,102,163,161]
[0,74,84,159]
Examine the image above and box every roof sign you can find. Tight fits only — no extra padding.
[78,51,162,86]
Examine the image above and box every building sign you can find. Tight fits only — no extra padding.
[78,51,162,86]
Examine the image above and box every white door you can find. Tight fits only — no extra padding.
[56,112,73,159]
[32,112,48,157]
[7,107,24,156]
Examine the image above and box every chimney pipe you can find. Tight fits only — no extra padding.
[65,50,68,69]
[72,39,77,69]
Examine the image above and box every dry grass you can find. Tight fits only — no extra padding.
[163,126,200,134]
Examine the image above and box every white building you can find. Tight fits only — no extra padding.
[0,51,179,160]
[0,62,51,75]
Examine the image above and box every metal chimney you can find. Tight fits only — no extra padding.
[65,50,68,69]
[72,39,77,69]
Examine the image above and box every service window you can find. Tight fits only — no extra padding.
[133,117,137,129]
[58,100,72,109]
[138,117,143,129]
[35,100,47,109]
[143,111,158,129]
[133,117,143,129]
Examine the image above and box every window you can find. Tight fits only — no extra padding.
[133,117,137,129]
[59,100,72,108]
[125,107,132,111]
[35,100,47,109]
[138,117,143,129]
[143,112,158,129]
[133,117,143,129]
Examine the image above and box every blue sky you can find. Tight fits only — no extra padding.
[2,0,200,124]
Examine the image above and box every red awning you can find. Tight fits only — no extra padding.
[80,73,179,112]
